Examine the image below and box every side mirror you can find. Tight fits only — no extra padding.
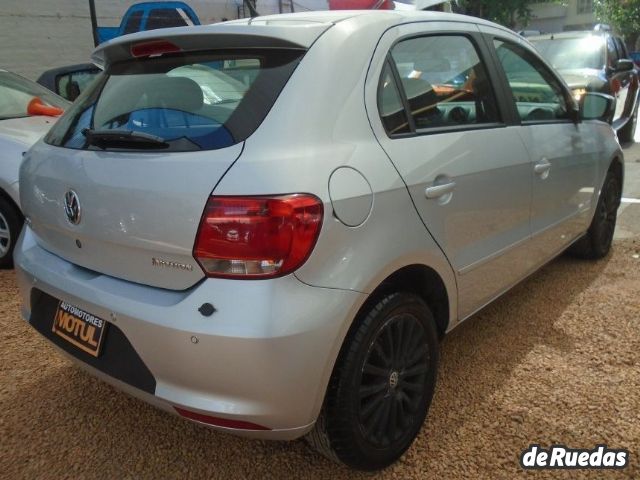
[56,70,100,101]
[615,58,634,73]
[579,92,615,122]
[36,64,101,101]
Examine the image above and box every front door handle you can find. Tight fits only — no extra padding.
[425,181,456,199]
[534,161,552,175]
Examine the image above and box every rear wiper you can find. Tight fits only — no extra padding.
[82,129,169,150]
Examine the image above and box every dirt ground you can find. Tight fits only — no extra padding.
[1,239,639,479]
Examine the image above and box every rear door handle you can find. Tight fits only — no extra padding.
[425,181,456,199]
[534,161,552,175]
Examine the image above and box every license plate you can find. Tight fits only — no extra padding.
[52,301,108,357]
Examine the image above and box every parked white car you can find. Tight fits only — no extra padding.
[0,70,68,267]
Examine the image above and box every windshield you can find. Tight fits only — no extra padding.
[531,36,606,71]
[0,71,69,120]
[45,49,304,152]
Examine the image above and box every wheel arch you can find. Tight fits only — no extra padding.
[609,154,624,187]
[0,187,22,220]
[311,262,453,423]
[358,264,451,339]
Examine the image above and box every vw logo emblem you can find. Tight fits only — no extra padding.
[64,190,81,225]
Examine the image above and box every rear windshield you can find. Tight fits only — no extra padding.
[45,49,304,152]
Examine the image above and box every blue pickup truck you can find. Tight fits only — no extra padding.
[97,1,201,44]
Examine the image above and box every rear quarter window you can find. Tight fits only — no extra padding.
[45,49,304,152]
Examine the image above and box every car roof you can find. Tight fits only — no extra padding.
[92,10,514,68]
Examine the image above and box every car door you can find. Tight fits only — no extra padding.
[487,34,601,262]
[606,36,631,125]
[366,22,534,319]
[613,37,637,121]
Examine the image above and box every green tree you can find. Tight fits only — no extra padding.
[456,0,541,29]
[594,0,640,49]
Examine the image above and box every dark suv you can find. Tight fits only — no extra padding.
[529,29,639,142]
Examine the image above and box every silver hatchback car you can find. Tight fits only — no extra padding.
[15,10,623,470]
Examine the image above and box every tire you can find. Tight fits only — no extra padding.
[618,102,637,144]
[306,292,439,470]
[0,196,23,269]
[569,169,621,260]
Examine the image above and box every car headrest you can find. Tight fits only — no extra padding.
[147,76,204,112]
[414,57,451,74]
[93,75,204,128]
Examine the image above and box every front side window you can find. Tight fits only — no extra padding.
[388,35,500,131]
[614,37,628,60]
[494,40,571,123]
[606,37,619,67]
[45,49,303,152]
[0,71,68,120]
[145,8,190,30]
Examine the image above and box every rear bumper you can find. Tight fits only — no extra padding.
[15,227,365,439]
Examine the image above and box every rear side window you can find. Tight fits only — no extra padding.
[45,49,304,152]
[378,62,410,134]
[123,10,144,35]
[145,8,192,30]
[386,35,500,131]
[494,40,571,123]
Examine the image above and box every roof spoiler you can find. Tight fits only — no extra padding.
[91,22,332,69]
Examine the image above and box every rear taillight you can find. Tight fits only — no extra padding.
[193,194,323,279]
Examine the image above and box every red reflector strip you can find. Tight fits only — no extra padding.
[130,40,182,58]
[174,407,271,431]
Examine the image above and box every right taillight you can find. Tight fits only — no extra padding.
[193,194,323,279]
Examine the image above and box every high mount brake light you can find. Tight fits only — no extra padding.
[193,194,324,279]
[130,40,182,58]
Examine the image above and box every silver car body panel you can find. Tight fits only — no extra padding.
[20,141,243,290]
[15,226,366,436]
[15,11,624,438]
[366,21,536,318]
[0,115,54,207]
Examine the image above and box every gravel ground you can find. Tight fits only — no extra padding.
[1,239,639,479]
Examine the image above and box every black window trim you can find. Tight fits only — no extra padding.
[613,36,629,60]
[606,35,620,69]
[379,55,415,134]
[483,35,578,127]
[378,31,509,140]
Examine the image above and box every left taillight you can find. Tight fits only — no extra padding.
[193,194,323,279]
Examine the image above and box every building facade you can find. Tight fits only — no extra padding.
[525,0,596,33]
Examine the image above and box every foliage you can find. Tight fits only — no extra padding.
[456,0,545,28]
[594,0,640,48]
